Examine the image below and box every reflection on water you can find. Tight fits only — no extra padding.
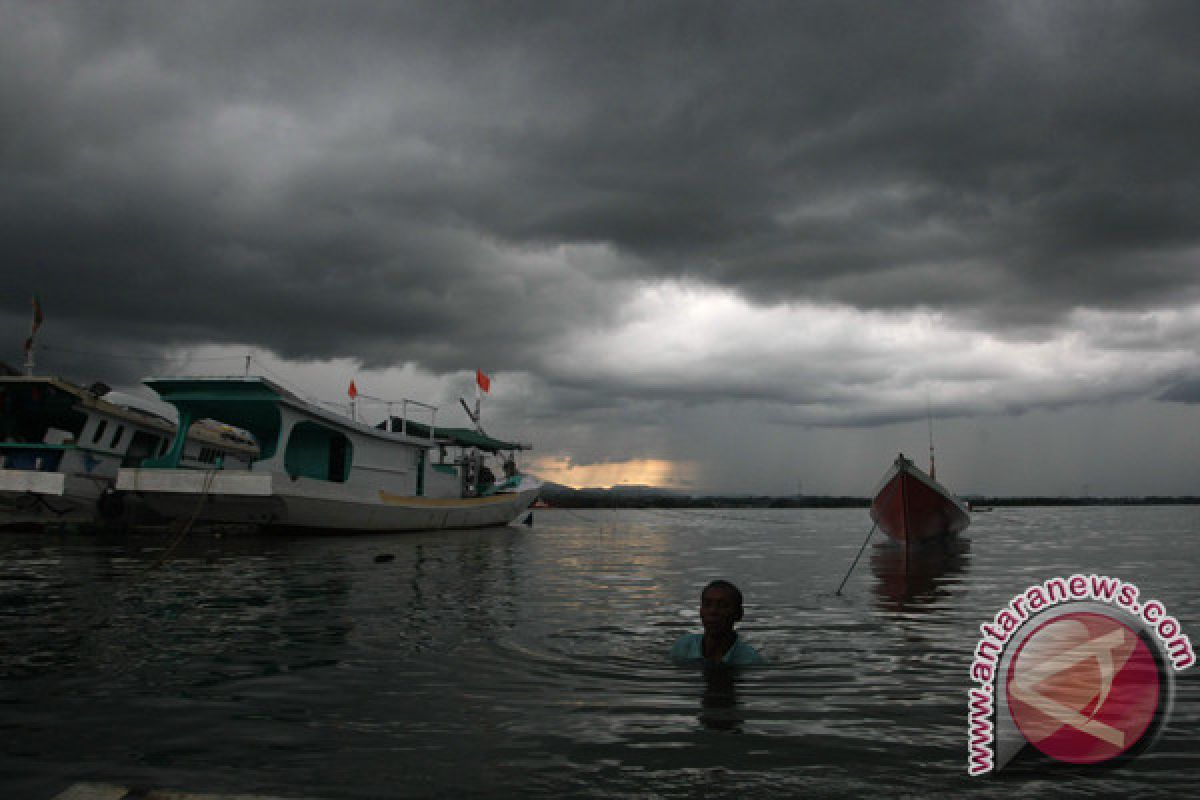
[698,666,743,732]
[0,531,356,682]
[1,507,1198,798]
[870,536,971,613]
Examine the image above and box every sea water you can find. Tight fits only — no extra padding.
[1,506,1198,798]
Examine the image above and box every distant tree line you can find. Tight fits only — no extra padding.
[965,496,1200,507]
[537,486,1200,509]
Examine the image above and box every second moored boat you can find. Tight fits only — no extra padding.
[1,374,256,529]
[869,452,970,545]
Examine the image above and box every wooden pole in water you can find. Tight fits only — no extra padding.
[835,522,877,595]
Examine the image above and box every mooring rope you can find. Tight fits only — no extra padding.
[834,522,878,596]
[144,466,220,572]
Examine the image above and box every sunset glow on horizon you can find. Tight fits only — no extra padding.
[526,456,699,490]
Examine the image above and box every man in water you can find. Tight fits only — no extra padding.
[670,580,765,666]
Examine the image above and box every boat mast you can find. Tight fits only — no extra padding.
[927,396,936,481]
[459,396,484,434]
[23,295,42,376]
[474,383,482,433]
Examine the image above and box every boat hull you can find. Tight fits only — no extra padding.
[117,469,541,532]
[870,456,970,545]
[0,469,94,526]
[0,468,143,528]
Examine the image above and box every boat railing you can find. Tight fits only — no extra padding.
[352,394,438,442]
[392,398,437,441]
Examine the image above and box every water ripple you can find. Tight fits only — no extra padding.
[1,508,1197,797]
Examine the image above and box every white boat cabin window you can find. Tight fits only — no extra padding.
[283,421,352,483]
[109,424,125,450]
[92,419,108,444]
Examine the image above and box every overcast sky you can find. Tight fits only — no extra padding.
[4,1,1200,495]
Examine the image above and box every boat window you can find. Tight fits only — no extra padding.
[186,446,216,464]
[109,424,125,449]
[92,420,108,444]
[122,431,165,468]
[283,421,353,483]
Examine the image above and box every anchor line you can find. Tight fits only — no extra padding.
[145,467,220,572]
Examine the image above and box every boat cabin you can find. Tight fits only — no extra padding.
[139,377,528,500]
[376,416,529,498]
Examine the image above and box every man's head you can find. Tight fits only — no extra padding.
[700,580,744,637]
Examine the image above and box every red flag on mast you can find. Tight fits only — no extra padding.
[475,369,491,393]
[348,380,358,399]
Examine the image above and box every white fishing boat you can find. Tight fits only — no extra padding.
[0,375,257,529]
[116,376,541,532]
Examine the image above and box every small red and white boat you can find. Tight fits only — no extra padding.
[870,453,970,545]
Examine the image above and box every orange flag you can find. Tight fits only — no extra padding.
[475,368,491,393]
[348,380,358,399]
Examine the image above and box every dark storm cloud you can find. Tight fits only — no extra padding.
[3,1,1200,397]
[1159,378,1200,404]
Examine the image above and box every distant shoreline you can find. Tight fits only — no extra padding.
[537,487,1200,509]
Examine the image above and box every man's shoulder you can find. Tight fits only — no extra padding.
[727,636,766,666]
[670,633,704,660]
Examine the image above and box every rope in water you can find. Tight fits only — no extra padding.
[144,466,221,572]
[835,522,877,596]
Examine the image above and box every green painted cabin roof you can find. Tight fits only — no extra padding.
[144,378,283,438]
[435,426,528,452]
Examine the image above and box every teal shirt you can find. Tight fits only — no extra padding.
[670,633,765,666]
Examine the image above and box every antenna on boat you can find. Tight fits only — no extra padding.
[23,295,43,376]
[926,389,936,480]
[459,397,485,434]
